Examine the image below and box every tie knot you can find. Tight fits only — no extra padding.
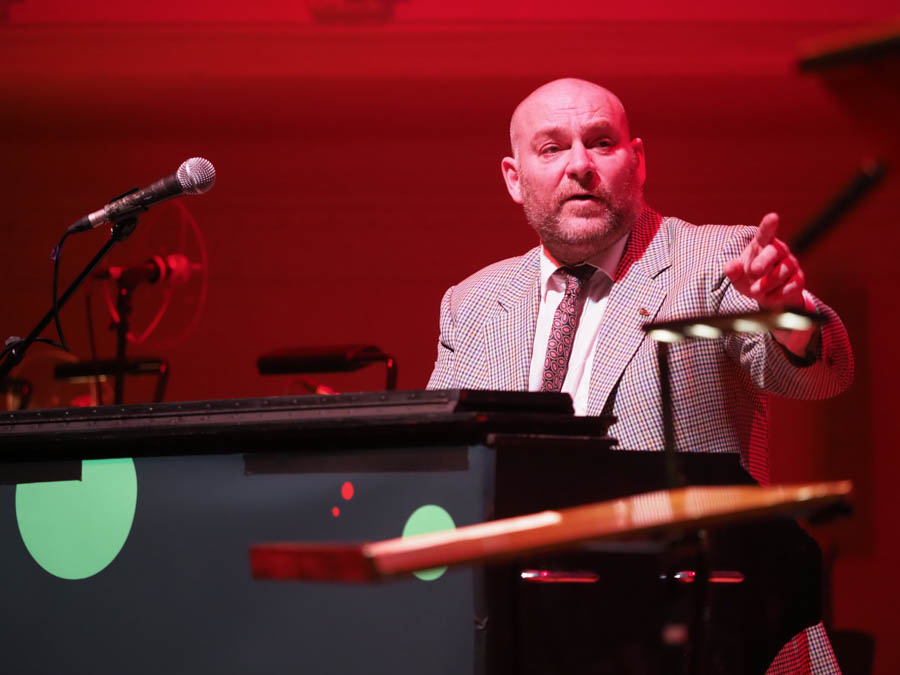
[559,264,596,291]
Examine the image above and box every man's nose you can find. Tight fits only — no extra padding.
[566,143,594,183]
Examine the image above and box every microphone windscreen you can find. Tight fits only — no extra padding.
[177,157,216,195]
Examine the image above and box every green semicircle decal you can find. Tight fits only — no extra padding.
[16,458,137,580]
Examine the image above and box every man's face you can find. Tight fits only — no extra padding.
[502,80,646,264]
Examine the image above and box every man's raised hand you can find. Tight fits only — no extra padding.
[723,212,806,309]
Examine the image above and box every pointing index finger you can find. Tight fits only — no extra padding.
[754,212,780,247]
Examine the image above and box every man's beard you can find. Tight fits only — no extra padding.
[520,160,643,264]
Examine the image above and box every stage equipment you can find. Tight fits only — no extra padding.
[84,201,208,403]
[1,342,109,411]
[258,344,397,390]
[250,481,851,582]
[643,308,820,344]
[1,377,30,410]
[640,308,829,671]
[643,308,824,487]
[93,250,192,403]
[73,181,208,404]
[95,199,209,350]
[0,389,839,673]
[0,159,215,390]
[67,157,215,233]
[54,358,169,405]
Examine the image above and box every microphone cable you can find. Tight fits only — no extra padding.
[50,228,72,353]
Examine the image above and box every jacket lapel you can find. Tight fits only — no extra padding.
[588,211,672,415]
[484,248,540,391]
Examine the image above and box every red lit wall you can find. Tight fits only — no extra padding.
[1,2,898,672]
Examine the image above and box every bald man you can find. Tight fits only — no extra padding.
[428,78,851,468]
[426,79,852,671]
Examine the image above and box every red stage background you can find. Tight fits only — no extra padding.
[1,1,898,671]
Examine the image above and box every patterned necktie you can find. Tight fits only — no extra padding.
[540,264,596,393]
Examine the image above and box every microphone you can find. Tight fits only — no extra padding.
[68,157,216,233]
[94,253,199,287]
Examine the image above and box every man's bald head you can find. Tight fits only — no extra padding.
[500,77,646,263]
[509,78,632,158]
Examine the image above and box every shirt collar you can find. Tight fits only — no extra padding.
[539,233,629,300]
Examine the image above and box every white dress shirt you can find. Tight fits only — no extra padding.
[528,235,629,415]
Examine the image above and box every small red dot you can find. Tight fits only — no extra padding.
[332,506,340,517]
[341,481,354,501]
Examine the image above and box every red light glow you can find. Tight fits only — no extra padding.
[341,481,354,500]
[520,569,599,583]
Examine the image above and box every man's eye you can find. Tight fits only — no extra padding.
[591,138,614,149]
[540,145,561,155]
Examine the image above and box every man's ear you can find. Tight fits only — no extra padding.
[501,156,523,204]
[631,138,646,187]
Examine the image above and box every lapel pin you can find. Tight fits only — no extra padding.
[639,308,650,317]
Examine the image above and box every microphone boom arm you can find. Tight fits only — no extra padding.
[3,157,215,380]
[0,217,140,381]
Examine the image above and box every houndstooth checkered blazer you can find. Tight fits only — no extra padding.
[427,209,853,480]
[426,208,852,673]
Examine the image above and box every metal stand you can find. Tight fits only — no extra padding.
[54,358,169,405]
[0,217,139,381]
[657,340,712,675]
[113,280,135,404]
[658,341,684,491]
[257,345,398,390]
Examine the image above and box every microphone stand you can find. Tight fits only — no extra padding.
[112,271,141,405]
[0,217,140,382]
